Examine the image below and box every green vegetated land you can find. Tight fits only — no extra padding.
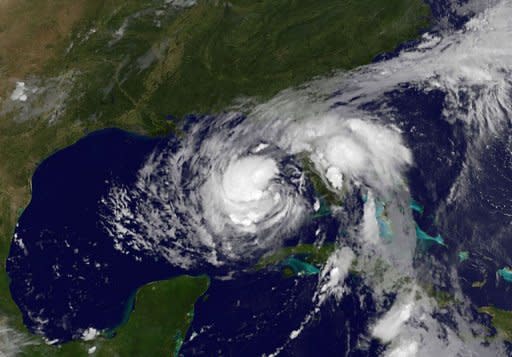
[302,157,343,206]
[22,275,209,356]
[255,243,336,271]
[479,306,512,341]
[0,0,431,354]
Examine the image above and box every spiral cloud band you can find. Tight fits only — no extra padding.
[102,103,412,269]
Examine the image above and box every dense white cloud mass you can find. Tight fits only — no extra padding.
[386,340,419,357]
[315,247,356,304]
[10,82,28,102]
[281,116,412,192]
[372,295,415,342]
[204,156,281,230]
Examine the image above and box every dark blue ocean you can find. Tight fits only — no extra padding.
[6,130,185,341]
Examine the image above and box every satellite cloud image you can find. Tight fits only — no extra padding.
[1,0,512,356]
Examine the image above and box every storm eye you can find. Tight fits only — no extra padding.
[199,152,307,256]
